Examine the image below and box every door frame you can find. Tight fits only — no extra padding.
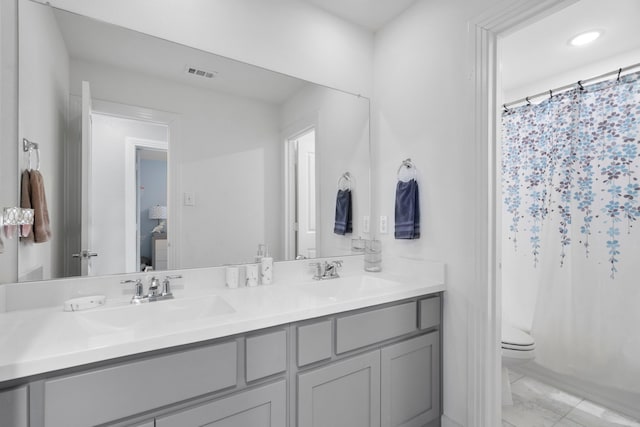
[468,1,577,425]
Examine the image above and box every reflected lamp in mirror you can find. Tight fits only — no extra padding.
[149,205,167,234]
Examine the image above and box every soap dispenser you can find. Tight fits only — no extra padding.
[255,243,266,263]
[260,245,273,285]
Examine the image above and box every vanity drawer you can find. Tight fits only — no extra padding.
[419,296,441,330]
[245,329,287,382]
[44,341,237,427]
[336,302,417,354]
[297,319,332,367]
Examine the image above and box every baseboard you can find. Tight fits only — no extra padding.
[441,414,464,427]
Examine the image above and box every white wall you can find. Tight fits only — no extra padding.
[280,84,371,257]
[46,0,374,98]
[504,48,640,103]
[373,0,500,424]
[17,0,69,281]
[70,60,282,268]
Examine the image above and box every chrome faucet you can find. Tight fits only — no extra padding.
[161,275,182,298]
[121,279,145,304]
[147,276,161,297]
[310,260,343,280]
[121,275,182,304]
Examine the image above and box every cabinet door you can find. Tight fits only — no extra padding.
[298,350,381,427]
[0,386,28,427]
[381,332,440,427]
[156,380,286,427]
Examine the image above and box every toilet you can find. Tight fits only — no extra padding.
[501,322,536,405]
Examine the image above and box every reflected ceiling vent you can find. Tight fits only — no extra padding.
[184,65,218,79]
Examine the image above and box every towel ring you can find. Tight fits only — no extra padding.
[397,158,417,182]
[338,172,352,191]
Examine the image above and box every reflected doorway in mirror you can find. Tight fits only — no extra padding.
[285,127,317,260]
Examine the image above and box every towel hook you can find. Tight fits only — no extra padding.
[337,172,352,191]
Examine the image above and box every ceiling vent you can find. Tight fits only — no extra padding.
[185,66,217,79]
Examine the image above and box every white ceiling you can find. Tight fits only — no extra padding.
[54,10,307,105]
[501,0,640,99]
[298,0,419,31]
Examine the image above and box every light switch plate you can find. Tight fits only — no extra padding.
[380,215,388,234]
[184,192,195,206]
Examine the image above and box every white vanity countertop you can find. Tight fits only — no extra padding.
[0,271,444,384]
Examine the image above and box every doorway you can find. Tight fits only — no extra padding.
[471,0,640,424]
[497,0,640,423]
[127,141,168,272]
[285,127,317,260]
[89,111,169,276]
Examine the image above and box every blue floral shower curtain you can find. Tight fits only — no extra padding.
[503,71,640,278]
[501,71,640,396]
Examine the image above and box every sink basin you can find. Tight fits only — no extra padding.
[298,275,402,301]
[74,295,236,330]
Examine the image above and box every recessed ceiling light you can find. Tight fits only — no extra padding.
[569,30,601,47]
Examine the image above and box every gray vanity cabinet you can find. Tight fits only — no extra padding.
[298,350,381,427]
[156,380,286,427]
[11,294,442,427]
[0,386,28,427]
[381,332,440,427]
[296,296,442,427]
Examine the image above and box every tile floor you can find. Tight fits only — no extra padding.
[502,370,640,427]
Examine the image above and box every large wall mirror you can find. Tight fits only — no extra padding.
[13,0,370,283]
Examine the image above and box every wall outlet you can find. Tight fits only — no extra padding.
[363,216,370,233]
[184,192,195,206]
[379,215,388,234]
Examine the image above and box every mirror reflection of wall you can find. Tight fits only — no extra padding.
[13,0,370,284]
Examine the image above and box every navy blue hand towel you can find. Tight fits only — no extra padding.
[334,189,353,235]
[395,179,420,239]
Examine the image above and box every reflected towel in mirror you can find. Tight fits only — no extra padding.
[334,189,353,235]
[21,170,51,243]
[394,179,420,239]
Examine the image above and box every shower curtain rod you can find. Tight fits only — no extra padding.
[503,61,640,110]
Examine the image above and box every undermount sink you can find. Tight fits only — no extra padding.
[74,294,236,330]
[298,275,402,301]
